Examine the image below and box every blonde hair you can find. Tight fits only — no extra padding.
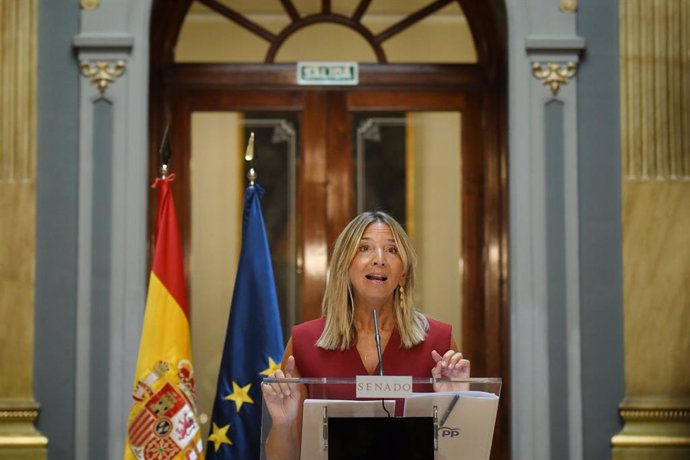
[316,211,429,350]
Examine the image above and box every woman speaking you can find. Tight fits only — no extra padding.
[261,211,470,460]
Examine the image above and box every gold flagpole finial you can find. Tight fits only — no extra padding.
[245,132,256,186]
[245,132,255,162]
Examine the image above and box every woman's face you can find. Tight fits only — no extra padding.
[348,222,406,308]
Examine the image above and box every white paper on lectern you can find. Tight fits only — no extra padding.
[403,391,499,460]
[299,399,396,460]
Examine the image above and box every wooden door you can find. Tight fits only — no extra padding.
[154,74,507,458]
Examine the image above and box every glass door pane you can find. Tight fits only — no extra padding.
[189,111,299,434]
[243,113,300,333]
[353,111,463,342]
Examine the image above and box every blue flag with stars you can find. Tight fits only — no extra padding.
[207,184,284,459]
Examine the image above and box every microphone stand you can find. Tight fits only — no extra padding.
[373,309,384,376]
[373,309,391,417]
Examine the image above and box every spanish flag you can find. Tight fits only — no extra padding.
[124,174,203,459]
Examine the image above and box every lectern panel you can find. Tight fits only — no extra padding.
[328,417,434,460]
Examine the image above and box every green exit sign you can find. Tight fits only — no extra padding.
[297,62,359,86]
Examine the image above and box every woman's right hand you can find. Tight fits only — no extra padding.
[261,355,300,427]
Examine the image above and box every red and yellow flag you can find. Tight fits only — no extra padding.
[124,175,203,459]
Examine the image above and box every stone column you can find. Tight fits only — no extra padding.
[509,0,589,456]
[70,1,152,458]
[0,0,48,458]
[613,0,690,458]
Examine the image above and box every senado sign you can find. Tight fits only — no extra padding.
[355,375,413,398]
[297,61,359,86]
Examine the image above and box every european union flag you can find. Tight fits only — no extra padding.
[207,184,284,459]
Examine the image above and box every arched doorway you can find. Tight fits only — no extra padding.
[149,1,508,457]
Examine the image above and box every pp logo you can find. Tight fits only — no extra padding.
[438,427,460,438]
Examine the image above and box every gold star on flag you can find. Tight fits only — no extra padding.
[208,422,232,452]
[225,381,254,412]
[259,357,282,376]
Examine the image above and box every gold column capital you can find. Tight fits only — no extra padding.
[531,62,578,96]
[79,60,125,94]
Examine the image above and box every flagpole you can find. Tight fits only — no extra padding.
[159,122,171,179]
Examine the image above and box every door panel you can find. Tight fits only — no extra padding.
[188,112,300,425]
[353,111,464,338]
[300,92,333,322]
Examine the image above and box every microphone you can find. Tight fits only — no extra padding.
[373,309,384,376]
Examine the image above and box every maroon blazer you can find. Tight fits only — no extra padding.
[292,316,453,413]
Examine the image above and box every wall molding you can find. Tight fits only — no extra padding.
[612,399,690,451]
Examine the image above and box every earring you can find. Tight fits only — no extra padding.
[399,285,406,311]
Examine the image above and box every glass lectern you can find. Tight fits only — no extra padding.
[260,377,501,460]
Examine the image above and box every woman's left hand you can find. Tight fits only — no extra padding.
[431,350,470,392]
